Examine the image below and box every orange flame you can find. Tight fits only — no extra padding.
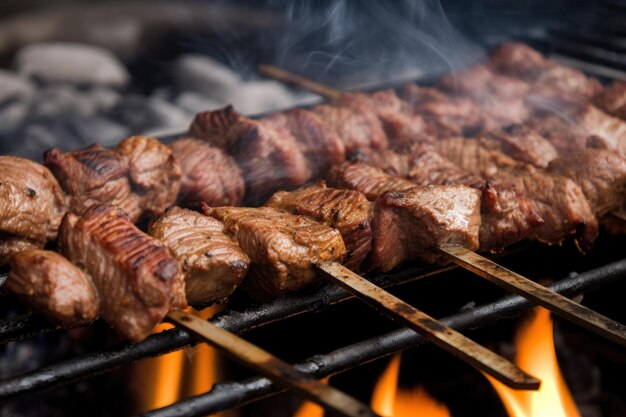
[484,307,581,417]
[293,378,330,417]
[133,306,228,416]
[371,353,450,417]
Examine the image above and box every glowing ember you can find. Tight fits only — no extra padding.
[484,307,581,417]
[293,378,329,417]
[371,353,450,417]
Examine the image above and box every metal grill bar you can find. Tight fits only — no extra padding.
[139,259,626,417]
[0,263,452,402]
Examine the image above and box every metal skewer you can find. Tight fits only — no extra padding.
[257,64,626,348]
[167,311,380,417]
[317,262,540,389]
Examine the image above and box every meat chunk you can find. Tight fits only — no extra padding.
[187,106,311,200]
[326,161,416,200]
[58,204,186,341]
[150,207,250,306]
[336,91,430,146]
[169,138,244,208]
[548,149,626,217]
[116,136,182,217]
[0,156,67,264]
[265,182,372,270]
[488,42,553,80]
[529,104,626,158]
[529,66,602,105]
[435,138,598,250]
[204,206,346,299]
[594,81,626,120]
[44,145,141,222]
[265,108,346,178]
[438,64,530,99]
[313,103,388,152]
[370,185,481,271]
[7,250,99,326]
[482,125,559,169]
[401,84,485,136]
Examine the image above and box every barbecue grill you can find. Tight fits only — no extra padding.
[2,1,626,416]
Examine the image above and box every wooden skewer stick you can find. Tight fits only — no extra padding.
[436,246,626,347]
[167,311,380,417]
[259,64,626,348]
[317,262,540,390]
[257,65,342,100]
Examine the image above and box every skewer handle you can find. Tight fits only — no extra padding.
[437,245,626,347]
[166,311,380,417]
[258,64,342,100]
[316,262,541,390]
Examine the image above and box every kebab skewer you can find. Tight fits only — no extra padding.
[256,65,626,347]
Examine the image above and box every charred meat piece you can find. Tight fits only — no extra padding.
[594,81,626,120]
[58,204,186,341]
[327,161,416,200]
[482,125,559,169]
[529,104,626,158]
[0,156,68,264]
[529,66,602,105]
[7,250,99,326]
[548,149,626,217]
[438,64,530,99]
[435,138,598,250]
[204,205,346,299]
[313,103,388,152]
[169,138,244,208]
[401,84,485,136]
[150,207,250,306]
[265,182,372,270]
[116,136,182,217]
[188,105,241,148]
[265,108,346,178]
[370,185,481,271]
[44,145,141,222]
[488,42,553,80]
[336,91,430,146]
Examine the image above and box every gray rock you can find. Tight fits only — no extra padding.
[174,54,240,99]
[108,94,191,133]
[0,70,35,105]
[224,81,298,115]
[144,96,193,131]
[85,87,121,113]
[0,101,29,134]
[67,116,130,147]
[31,85,99,120]
[175,91,224,114]
[15,42,130,87]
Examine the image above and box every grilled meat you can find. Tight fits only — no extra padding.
[438,64,530,99]
[529,66,602,105]
[116,136,182,217]
[58,204,186,341]
[0,156,67,264]
[327,161,416,200]
[7,250,99,326]
[44,144,142,222]
[188,104,241,148]
[482,125,559,169]
[488,42,553,80]
[401,84,485,136]
[370,185,481,271]
[204,205,346,299]
[313,103,388,152]
[150,207,250,306]
[169,138,244,208]
[594,81,626,120]
[548,149,626,217]
[435,138,598,250]
[529,104,626,158]
[265,182,373,270]
[336,91,431,146]
[265,108,346,178]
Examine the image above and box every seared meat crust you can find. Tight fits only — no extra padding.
[327,161,416,200]
[313,104,388,152]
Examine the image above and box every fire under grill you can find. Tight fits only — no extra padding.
[3,2,626,417]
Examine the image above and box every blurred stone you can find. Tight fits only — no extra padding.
[108,94,191,133]
[15,42,130,87]
[145,96,192,131]
[225,81,297,115]
[67,116,129,147]
[0,101,29,134]
[85,87,121,113]
[31,85,99,120]
[0,70,35,104]
[174,54,240,99]
[175,91,224,114]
